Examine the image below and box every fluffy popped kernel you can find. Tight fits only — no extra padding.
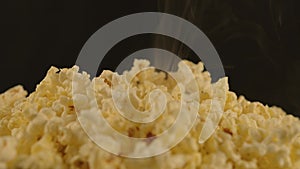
[0,59,299,169]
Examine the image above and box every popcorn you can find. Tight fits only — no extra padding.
[0,59,300,169]
[0,136,17,162]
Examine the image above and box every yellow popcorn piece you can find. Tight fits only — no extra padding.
[0,59,299,169]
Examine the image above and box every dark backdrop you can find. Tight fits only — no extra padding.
[1,0,300,117]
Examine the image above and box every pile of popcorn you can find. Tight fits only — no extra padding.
[0,59,300,169]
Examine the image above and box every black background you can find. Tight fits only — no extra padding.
[1,0,300,117]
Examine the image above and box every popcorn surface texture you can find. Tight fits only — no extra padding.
[0,60,300,169]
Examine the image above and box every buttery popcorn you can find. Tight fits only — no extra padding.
[0,59,300,169]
